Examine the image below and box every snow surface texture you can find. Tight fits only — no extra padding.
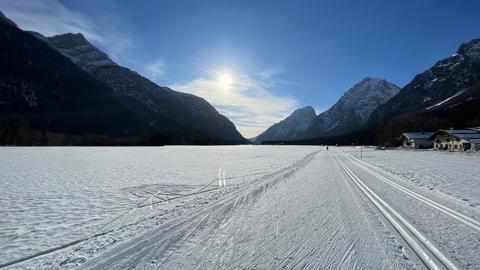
[0,146,313,267]
[341,147,480,208]
[0,146,479,269]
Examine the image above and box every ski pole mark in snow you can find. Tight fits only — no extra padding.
[218,167,226,188]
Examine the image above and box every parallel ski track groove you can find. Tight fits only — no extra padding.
[334,153,458,270]
[341,152,480,232]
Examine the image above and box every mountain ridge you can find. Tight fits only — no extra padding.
[364,38,480,145]
[253,106,316,143]
[0,14,154,141]
[255,77,399,143]
[368,38,480,126]
[0,12,247,145]
[44,32,246,143]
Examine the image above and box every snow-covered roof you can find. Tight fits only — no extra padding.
[456,133,480,140]
[433,129,478,135]
[470,139,480,144]
[401,132,434,139]
[450,129,478,134]
[430,129,480,142]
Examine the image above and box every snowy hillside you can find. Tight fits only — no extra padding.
[369,38,480,126]
[304,77,400,138]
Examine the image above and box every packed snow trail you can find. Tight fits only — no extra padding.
[75,150,409,269]
[2,147,479,269]
[341,152,480,232]
[336,150,480,269]
[335,155,456,270]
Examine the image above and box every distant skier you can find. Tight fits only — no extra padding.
[326,146,329,151]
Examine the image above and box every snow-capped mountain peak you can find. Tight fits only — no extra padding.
[335,77,400,122]
[254,77,399,142]
[300,77,400,139]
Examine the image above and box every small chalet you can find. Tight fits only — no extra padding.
[399,132,434,149]
[430,129,480,151]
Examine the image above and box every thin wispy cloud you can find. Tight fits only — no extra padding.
[0,0,101,41]
[0,0,132,63]
[254,66,301,90]
[257,66,286,80]
[314,106,326,114]
[144,58,167,81]
[170,71,299,138]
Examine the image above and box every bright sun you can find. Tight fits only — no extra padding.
[220,73,233,87]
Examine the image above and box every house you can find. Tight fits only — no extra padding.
[399,132,434,149]
[430,129,480,151]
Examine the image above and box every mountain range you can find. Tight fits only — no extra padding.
[367,38,480,145]
[255,77,400,143]
[0,11,246,145]
[1,10,479,146]
[257,38,480,146]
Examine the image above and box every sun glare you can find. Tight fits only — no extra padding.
[220,73,233,88]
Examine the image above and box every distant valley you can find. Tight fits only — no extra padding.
[1,10,480,146]
[257,39,480,146]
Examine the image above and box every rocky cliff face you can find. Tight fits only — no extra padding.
[254,77,399,143]
[253,106,316,143]
[304,77,400,138]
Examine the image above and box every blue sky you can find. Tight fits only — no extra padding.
[1,0,479,137]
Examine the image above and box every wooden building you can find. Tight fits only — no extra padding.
[430,129,480,151]
[399,132,434,149]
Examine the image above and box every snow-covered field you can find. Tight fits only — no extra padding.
[0,146,314,268]
[340,147,480,207]
[0,146,479,269]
